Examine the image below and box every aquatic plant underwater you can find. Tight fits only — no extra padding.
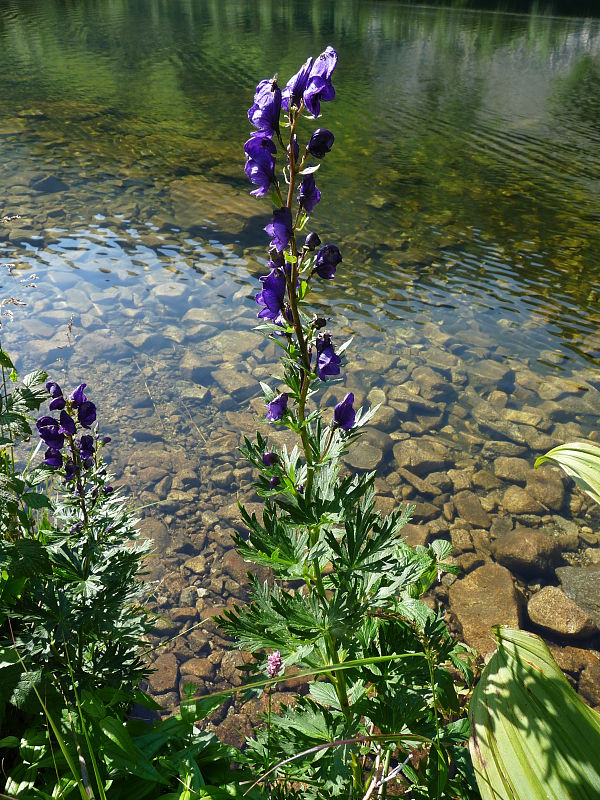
[0,44,599,800]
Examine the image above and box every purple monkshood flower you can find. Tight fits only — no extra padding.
[304,46,338,118]
[297,174,321,214]
[59,410,77,437]
[265,393,288,422]
[305,231,321,251]
[36,416,65,451]
[266,650,283,678]
[43,448,63,468]
[262,451,279,466]
[255,267,287,324]
[78,401,96,429]
[79,435,95,462]
[69,384,87,407]
[46,381,66,411]
[265,206,293,253]
[316,333,341,381]
[282,56,313,111]
[248,78,282,137]
[244,132,276,197]
[269,476,280,489]
[307,128,335,158]
[333,393,356,431]
[64,460,77,481]
[314,244,342,279]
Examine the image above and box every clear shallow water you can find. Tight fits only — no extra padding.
[1,0,600,702]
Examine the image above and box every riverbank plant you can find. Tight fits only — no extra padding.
[218,47,480,799]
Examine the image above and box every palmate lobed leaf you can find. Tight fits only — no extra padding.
[469,626,600,800]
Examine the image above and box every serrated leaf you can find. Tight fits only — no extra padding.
[22,492,52,510]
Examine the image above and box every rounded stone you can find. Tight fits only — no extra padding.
[493,527,563,577]
[527,586,597,639]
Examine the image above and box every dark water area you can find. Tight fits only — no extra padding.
[1,0,600,708]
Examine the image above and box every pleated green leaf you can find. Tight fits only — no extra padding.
[535,441,600,506]
[469,626,600,800]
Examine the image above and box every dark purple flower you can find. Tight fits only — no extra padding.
[269,476,280,489]
[282,57,313,111]
[244,132,276,197]
[79,435,95,461]
[49,397,66,411]
[64,459,77,481]
[255,267,287,324]
[104,485,114,495]
[316,333,341,381]
[43,448,63,468]
[46,381,63,398]
[265,206,293,253]
[333,393,356,431]
[265,393,288,422]
[36,416,64,450]
[69,384,87,407]
[305,232,321,251]
[248,78,281,136]
[262,451,279,467]
[307,128,335,158]
[297,483,305,494]
[304,46,338,118]
[315,244,342,279]
[78,401,96,429]
[101,436,111,445]
[297,174,321,214]
[59,410,77,437]
[266,650,283,678]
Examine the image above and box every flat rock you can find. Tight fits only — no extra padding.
[449,563,523,658]
[454,491,491,529]
[148,652,179,695]
[527,586,597,639]
[524,467,565,512]
[469,360,514,391]
[211,368,256,400]
[556,564,600,627]
[392,439,452,477]
[493,527,563,577]
[345,441,383,470]
[502,486,545,515]
[493,456,531,484]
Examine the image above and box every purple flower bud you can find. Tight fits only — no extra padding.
[265,393,288,422]
[69,384,87,407]
[43,448,63,468]
[36,416,64,450]
[297,174,321,214]
[77,401,96,429]
[297,483,305,494]
[307,128,334,158]
[79,435,95,462]
[266,650,283,678]
[49,396,66,411]
[262,451,279,467]
[64,460,77,481]
[334,393,356,431]
[104,485,114,495]
[305,232,321,251]
[315,244,342,279]
[46,381,63,398]
[101,436,112,445]
[265,207,293,253]
[59,410,77,437]
[315,333,341,381]
[269,476,280,489]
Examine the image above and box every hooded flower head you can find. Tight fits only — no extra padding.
[333,393,356,431]
[315,333,341,381]
[36,416,65,451]
[78,401,96,429]
[307,128,335,158]
[314,244,342,279]
[79,435,95,462]
[248,78,282,137]
[305,231,322,251]
[244,132,276,197]
[282,57,313,111]
[43,448,63,468]
[262,451,279,467]
[59,410,77,437]
[265,393,288,422]
[265,206,293,252]
[255,267,287,324]
[304,46,338,118]
[297,174,321,214]
[69,384,87,408]
[46,381,66,411]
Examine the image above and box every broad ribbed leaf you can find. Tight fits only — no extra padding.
[469,626,600,800]
[535,442,600,505]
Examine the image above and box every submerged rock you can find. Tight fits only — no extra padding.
[527,586,597,640]
[493,527,563,577]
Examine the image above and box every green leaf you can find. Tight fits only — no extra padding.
[535,441,600,506]
[469,626,600,800]
[180,693,226,723]
[0,735,20,748]
[22,492,52,510]
[0,350,15,369]
[99,716,164,782]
